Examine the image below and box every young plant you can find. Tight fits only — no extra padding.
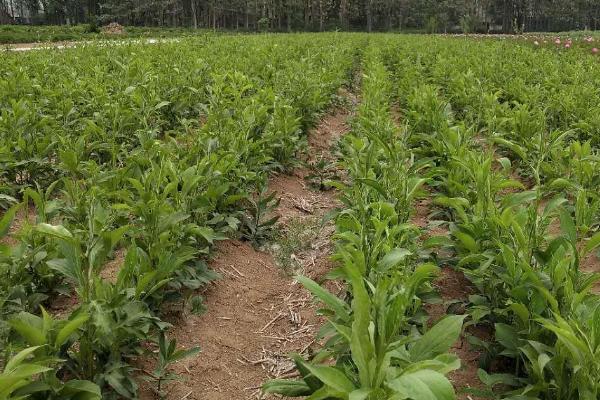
[240,179,280,247]
[145,332,200,399]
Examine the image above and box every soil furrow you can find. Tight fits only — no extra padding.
[140,92,355,400]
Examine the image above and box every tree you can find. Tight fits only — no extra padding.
[1,0,598,33]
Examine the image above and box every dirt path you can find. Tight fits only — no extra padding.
[2,37,176,52]
[141,93,355,400]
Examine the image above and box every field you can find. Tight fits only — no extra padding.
[1,33,599,400]
[0,24,210,44]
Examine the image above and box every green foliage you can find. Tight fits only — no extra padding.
[240,179,280,247]
[144,332,200,399]
[386,34,600,399]
[0,33,355,398]
[265,48,464,400]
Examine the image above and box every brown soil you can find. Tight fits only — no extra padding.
[102,22,126,35]
[139,100,353,400]
[100,247,126,283]
[0,205,35,246]
[581,250,600,294]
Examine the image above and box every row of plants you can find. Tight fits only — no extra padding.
[266,34,600,399]
[0,34,359,399]
[265,48,468,399]
[382,35,600,150]
[385,35,600,399]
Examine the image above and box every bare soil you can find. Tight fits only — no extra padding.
[139,99,354,400]
[581,250,600,294]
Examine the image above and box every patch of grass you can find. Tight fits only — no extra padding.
[271,216,322,272]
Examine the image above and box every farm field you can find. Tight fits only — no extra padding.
[1,33,599,400]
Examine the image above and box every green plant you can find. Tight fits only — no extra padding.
[144,332,200,399]
[305,156,339,190]
[272,216,320,271]
[240,179,280,247]
[0,346,52,400]
[6,307,103,400]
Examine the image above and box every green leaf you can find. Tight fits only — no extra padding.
[357,178,388,198]
[502,191,538,208]
[490,137,526,159]
[154,100,171,110]
[171,346,201,363]
[0,203,21,237]
[494,323,519,352]
[56,314,89,346]
[477,369,520,388]
[4,346,44,372]
[422,236,453,249]
[453,231,478,253]
[558,207,577,244]
[388,369,456,400]
[377,248,412,272]
[263,379,312,396]
[583,232,600,256]
[297,276,349,322]
[302,364,355,394]
[349,388,373,400]
[35,223,73,241]
[10,315,46,346]
[61,380,102,398]
[410,315,465,361]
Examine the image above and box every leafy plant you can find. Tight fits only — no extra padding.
[240,179,280,247]
[144,332,200,399]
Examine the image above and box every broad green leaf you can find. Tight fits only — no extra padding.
[35,223,73,241]
[453,231,478,253]
[409,315,465,361]
[377,248,412,272]
[388,369,455,400]
[297,276,349,322]
[10,316,46,346]
[302,364,355,394]
[263,380,312,396]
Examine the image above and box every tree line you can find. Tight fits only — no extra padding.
[2,0,600,33]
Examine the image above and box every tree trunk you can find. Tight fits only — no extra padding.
[365,0,372,32]
[339,0,347,29]
[191,0,198,28]
[286,0,292,31]
[318,0,324,31]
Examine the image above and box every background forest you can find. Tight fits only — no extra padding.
[2,0,600,33]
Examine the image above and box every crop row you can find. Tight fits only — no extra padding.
[0,34,359,399]
[266,47,466,399]
[269,35,600,399]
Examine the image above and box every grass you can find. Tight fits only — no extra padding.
[271,217,322,272]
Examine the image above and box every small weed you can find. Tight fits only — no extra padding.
[271,216,322,272]
[305,156,339,191]
[240,179,281,248]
